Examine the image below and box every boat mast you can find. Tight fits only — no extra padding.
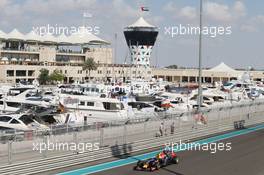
[197,0,203,111]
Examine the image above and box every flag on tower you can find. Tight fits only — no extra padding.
[141,7,149,11]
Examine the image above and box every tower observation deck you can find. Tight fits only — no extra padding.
[124,17,158,67]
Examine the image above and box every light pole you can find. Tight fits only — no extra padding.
[197,0,203,111]
[113,33,117,83]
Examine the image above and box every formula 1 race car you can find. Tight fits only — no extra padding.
[134,157,160,171]
[133,150,179,171]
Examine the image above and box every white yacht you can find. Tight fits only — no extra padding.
[57,94,129,123]
[0,88,51,113]
[0,113,49,131]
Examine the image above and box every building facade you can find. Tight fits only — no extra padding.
[0,64,152,84]
[152,64,264,83]
[0,29,264,84]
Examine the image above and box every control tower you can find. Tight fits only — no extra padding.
[124,17,158,67]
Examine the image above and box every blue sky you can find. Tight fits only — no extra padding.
[0,0,263,69]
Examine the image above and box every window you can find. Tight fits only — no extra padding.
[103,102,114,110]
[171,101,179,104]
[0,101,3,105]
[142,103,152,108]
[190,95,197,100]
[103,102,123,110]
[44,92,53,95]
[224,82,232,86]
[28,70,34,76]
[128,102,151,108]
[7,70,14,77]
[19,115,34,125]
[16,70,26,77]
[87,102,94,106]
[79,101,85,106]
[10,119,20,124]
[204,97,210,100]
[0,116,12,122]
[7,102,21,108]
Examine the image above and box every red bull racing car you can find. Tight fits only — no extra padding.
[133,150,179,171]
[134,157,160,171]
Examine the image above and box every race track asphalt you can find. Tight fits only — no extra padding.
[93,128,264,175]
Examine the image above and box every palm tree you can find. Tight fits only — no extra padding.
[82,58,98,81]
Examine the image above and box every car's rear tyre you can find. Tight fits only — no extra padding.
[133,166,138,170]
[149,167,153,172]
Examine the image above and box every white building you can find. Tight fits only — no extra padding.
[0,29,152,83]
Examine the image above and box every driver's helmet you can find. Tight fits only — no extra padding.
[156,153,162,159]
[157,152,166,159]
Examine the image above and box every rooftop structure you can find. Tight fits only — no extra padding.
[0,29,109,45]
[209,62,237,72]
